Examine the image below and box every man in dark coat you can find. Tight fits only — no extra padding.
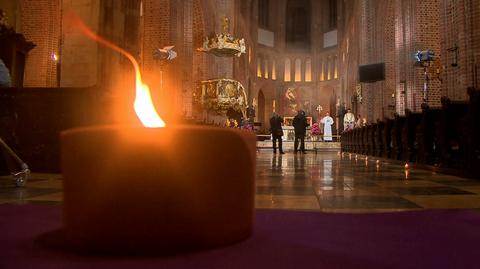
[292,110,309,154]
[269,113,285,154]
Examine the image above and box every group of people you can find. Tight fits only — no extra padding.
[269,110,334,154]
[269,108,366,154]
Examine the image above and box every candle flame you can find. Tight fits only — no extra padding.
[71,14,165,128]
[134,79,166,128]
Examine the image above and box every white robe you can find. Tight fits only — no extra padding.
[343,112,355,131]
[321,116,334,141]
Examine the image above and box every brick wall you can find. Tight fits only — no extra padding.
[191,0,207,117]
[474,1,480,89]
[19,0,61,87]
[338,0,446,122]
[413,0,442,109]
[441,0,480,99]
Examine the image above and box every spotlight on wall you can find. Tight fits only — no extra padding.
[153,46,177,61]
[415,50,435,63]
[51,52,59,62]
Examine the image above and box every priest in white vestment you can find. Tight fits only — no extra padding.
[320,113,334,142]
[343,108,355,131]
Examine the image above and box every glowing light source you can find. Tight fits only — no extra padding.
[71,14,165,128]
[51,52,59,62]
[134,78,166,128]
[284,58,291,82]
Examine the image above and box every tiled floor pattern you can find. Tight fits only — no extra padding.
[1,150,480,212]
[255,151,480,212]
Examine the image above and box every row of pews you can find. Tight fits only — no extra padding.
[341,88,480,178]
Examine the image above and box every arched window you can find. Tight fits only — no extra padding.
[284,58,291,82]
[294,59,302,82]
[326,57,331,80]
[286,0,311,49]
[319,58,324,81]
[257,57,262,78]
[334,56,338,79]
[264,59,269,79]
[272,60,277,80]
[305,58,312,82]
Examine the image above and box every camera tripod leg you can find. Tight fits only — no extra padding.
[0,138,30,187]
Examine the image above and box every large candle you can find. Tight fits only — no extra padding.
[61,125,256,253]
[61,16,256,253]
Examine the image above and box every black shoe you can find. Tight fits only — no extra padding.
[302,151,307,154]
[280,151,285,154]
[294,151,298,154]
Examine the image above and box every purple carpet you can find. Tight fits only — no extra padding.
[0,205,479,268]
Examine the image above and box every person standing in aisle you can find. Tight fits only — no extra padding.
[292,110,309,154]
[269,113,285,154]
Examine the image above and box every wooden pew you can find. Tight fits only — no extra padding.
[463,88,480,177]
[366,124,376,156]
[352,128,359,153]
[360,126,367,155]
[437,97,469,170]
[416,106,441,165]
[346,129,352,152]
[341,130,347,151]
[401,110,422,162]
[381,119,394,159]
[374,121,385,157]
[390,115,406,160]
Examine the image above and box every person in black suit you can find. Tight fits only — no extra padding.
[292,110,309,154]
[269,113,285,154]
